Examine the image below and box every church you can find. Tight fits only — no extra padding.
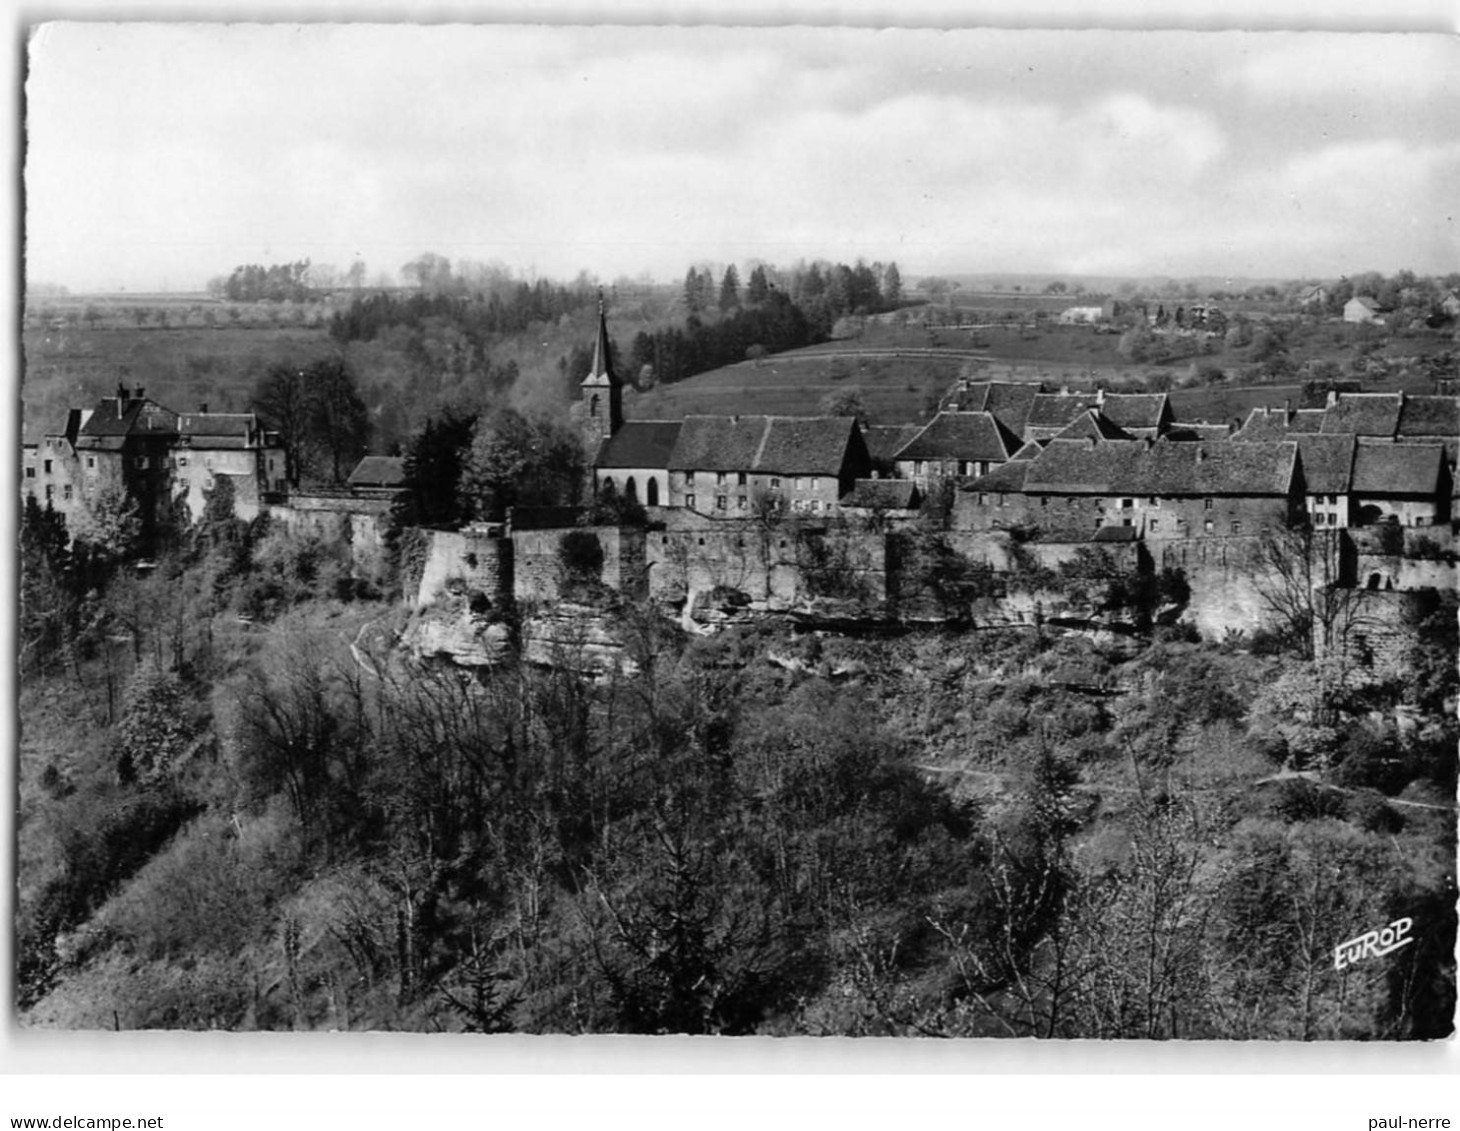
[571,300,872,516]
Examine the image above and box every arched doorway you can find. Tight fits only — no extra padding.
[646,478,659,506]
[624,477,638,505]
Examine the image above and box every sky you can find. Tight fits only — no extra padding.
[22,18,1460,293]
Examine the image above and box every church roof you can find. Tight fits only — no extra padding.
[581,297,618,387]
[893,411,1017,462]
[596,420,682,469]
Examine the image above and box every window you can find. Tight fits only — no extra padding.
[737,472,747,486]
[959,461,971,476]
[978,493,988,505]
[716,471,727,486]
[996,495,1005,508]
[63,485,72,501]
[811,499,822,513]
[715,495,727,510]
[43,459,52,474]
[136,456,149,470]
[25,466,35,479]
[1328,494,1337,505]
[1203,497,1213,510]
[1092,497,1102,508]
[1326,513,1336,526]
[1203,520,1214,534]
[1040,497,1049,508]
[1148,496,1159,507]
[737,496,747,510]
[1231,521,1242,535]
[686,493,696,509]
[1149,519,1160,533]
[1121,498,1134,510]
[1122,517,1133,527]
[791,499,804,513]
[914,462,926,477]
[44,485,53,499]
[86,457,95,469]
[685,471,695,487]
[794,477,806,491]
[770,477,780,489]
[178,455,189,467]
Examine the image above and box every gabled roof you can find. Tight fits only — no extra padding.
[1321,394,1402,438]
[1099,393,1171,434]
[1233,407,1297,442]
[1164,422,1233,442]
[1026,392,1102,432]
[950,381,1039,433]
[894,411,1017,462]
[1396,395,1460,440]
[863,423,923,464]
[1050,410,1132,444]
[178,412,254,437]
[596,421,682,469]
[843,479,920,509]
[1347,295,1382,312]
[668,415,862,477]
[1351,443,1445,496]
[1021,438,1297,496]
[348,456,407,488]
[1294,434,1356,495]
[1288,410,1325,434]
[759,417,864,476]
[965,458,1033,494]
[77,395,178,440]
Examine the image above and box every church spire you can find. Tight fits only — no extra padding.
[589,289,616,385]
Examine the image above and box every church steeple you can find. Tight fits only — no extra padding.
[574,290,622,462]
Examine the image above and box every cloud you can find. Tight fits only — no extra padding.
[1228,33,1460,101]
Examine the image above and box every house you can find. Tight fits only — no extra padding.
[1350,443,1450,527]
[1021,390,1171,443]
[667,414,870,516]
[1297,284,1329,310]
[347,456,409,498]
[173,409,287,522]
[69,385,180,549]
[892,411,1019,486]
[862,423,924,477]
[1048,410,1132,445]
[1057,306,1105,325]
[958,438,1302,539]
[1395,395,1460,463]
[944,380,1039,436]
[1320,392,1403,438]
[1292,434,1357,529]
[1344,295,1384,324]
[1440,291,1460,319]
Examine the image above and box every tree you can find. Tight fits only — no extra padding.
[746,265,771,306]
[1253,522,1368,662]
[307,359,371,484]
[718,266,741,313]
[397,407,479,528]
[254,366,312,486]
[882,262,902,308]
[461,410,583,521]
[818,388,869,427]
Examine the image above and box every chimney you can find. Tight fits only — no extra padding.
[1283,399,1291,420]
[1095,387,1105,406]
[115,382,129,414]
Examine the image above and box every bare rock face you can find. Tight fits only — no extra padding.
[401,595,511,667]
[520,602,636,676]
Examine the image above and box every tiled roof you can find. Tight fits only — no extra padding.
[1021,438,1297,496]
[77,396,178,439]
[669,415,861,477]
[949,381,1038,433]
[1051,410,1132,444]
[1321,394,1402,437]
[348,456,407,487]
[1233,407,1296,442]
[1165,422,1233,442]
[863,423,923,463]
[965,459,1032,493]
[1396,395,1460,440]
[1351,443,1445,496]
[178,412,254,437]
[844,479,920,509]
[1294,434,1356,494]
[1288,410,1325,434]
[596,421,682,469]
[894,411,1016,462]
[1026,392,1102,431]
[1008,440,1046,462]
[1099,393,1171,433]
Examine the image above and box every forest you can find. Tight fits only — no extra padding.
[16,481,1457,1036]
